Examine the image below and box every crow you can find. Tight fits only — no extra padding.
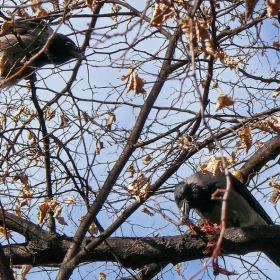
[174,170,280,267]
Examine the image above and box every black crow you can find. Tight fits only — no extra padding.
[174,170,280,267]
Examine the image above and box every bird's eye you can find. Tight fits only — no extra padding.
[66,41,75,46]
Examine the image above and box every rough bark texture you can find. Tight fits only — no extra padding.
[3,223,280,268]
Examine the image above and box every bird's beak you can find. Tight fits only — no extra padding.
[180,200,190,223]
[69,48,84,59]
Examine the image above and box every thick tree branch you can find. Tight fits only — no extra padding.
[3,226,280,268]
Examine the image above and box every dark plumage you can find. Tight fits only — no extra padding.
[174,170,272,227]
[174,170,280,267]
[0,19,82,86]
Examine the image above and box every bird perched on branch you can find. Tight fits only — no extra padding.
[0,19,83,87]
[174,170,280,267]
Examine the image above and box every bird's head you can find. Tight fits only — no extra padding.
[35,34,83,67]
[174,181,215,222]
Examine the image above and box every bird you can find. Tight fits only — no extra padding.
[0,19,82,86]
[174,169,280,267]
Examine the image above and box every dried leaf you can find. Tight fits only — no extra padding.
[43,106,55,121]
[99,272,106,280]
[124,70,146,95]
[36,6,49,17]
[256,120,272,132]
[82,111,90,122]
[105,112,116,130]
[89,222,99,235]
[268,117,280,134]
[95,141,104,155]
[237,124,252,153]
[142,154,153,165]
[195,21,215,56]
[215,92,235,111]
[266,0,280,18]
[176,263,182,276]
[269,178,280,204]
[65,195,76,206]
[178,136,194,149]
[212,78,218,88]
[232,170,244,182]
[85,0,105,11]
[273,85,280,97]
[128,173,151,202]
[215,50,238,71]
[20,265,32,280]
[0,113,6,130]
[141,207,154,216]
[29,0,41,12]
[59,115,70,128]
[0,226,12,238]
[208,142,215,152]
[199,156,231,176]
[56,216,68,225]
[111,4,121,23]
[245,0,259,19]
[53,205,62,218]
[126,164,136,178]
[37,202,49,224]
[150,0,175,26]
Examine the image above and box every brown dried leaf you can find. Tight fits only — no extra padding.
[245,0,259,19]
[150,0,175,26]
[53,205,62,218]
[128,173,151,202]
[256,120,272,132]
[43,106,55,121]
[178,136,193,149]
[65,195,76,206]
[215,92,235,111]
[176,263,182,276]
[126,71,146,95]
[237,124,252,153]
[95,141,104,155]
[141,207,154,216]
[89,222,99,235]
[142,154,153,165]
[273,39,280,49]
[195,21,215,56]
[17,9,30,18]
[215,50,238,71]
[99,272,106,280]
[268,117,280,134]
[56,216,68,225]
[111,4,121,23]
[208,142,215,152]
[212,78,218,88]
[82,111,90,122]
[105,112,116,130]
[0,226,12,238]
[0,113,6,130]
[200,156,231,176]
[37,202,49,224]
[266,0,280,18]
[232,169,244,182]
[60,115,70,128]
[20,265,32,280]
[273,85,280,97]
[269,178,280,204]
[85,0,105,11]
[36,6,49,17]
[126,164,136,178]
